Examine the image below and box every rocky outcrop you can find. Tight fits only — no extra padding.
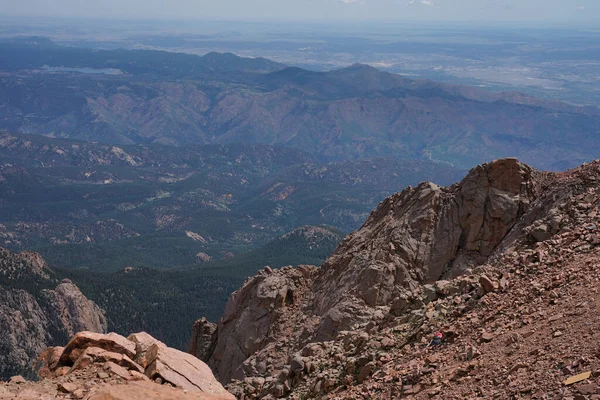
[189,318,218,362]
[42,280,108,338]
[0,247,107,380]
[30,331,235,399]
[314,158,537,314]
[201,265,317,383]
[190,158,600,399]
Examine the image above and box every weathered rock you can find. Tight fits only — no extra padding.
[358,362,376,383]
[314,158,535,313]
[479,275,498,294]
[58,332,136,366]
[129,370,150,382]
[199,159,539,385]
[189,318,218,363]
[208,266,314,383]
[8,375,26,384]
[36,347,64,379]
[42,281,107,338]
[531,223,553,242]
[70,347,143,373]
[104,361,131,380]
[144,338,234,399]
[127,332,165,369]
[290,355,305,373]
[24,330,235,400]
[57,382,78,393]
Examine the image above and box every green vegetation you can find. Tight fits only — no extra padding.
[61,267,243,351]
[0,132,463,272]
[57,226,342,350]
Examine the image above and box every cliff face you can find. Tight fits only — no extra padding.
[192,158,600,399]
[0,247,107,379]
[313,158,538,315]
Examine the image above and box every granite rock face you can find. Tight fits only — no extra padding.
[0,247,107,380]
[315,157,537,313]
[189,318,218,363]
[204,265,317,383]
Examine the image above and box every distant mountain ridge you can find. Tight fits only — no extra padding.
[0,36,286,77]
[0,38,599,170]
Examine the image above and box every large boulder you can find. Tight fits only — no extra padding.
[58,332,136,366]
[145,344,234,399]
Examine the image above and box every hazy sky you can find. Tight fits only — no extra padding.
[0,0,598,23]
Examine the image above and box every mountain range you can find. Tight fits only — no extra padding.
[1,38,599,170]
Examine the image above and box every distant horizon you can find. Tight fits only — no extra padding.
[0,14,599,31]
[0,0,598,26]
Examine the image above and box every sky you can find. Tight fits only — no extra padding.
[0,0,598,24]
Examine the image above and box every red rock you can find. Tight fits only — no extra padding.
[58,382,78,393]
[58,332,136,366]
[105,361,131,380]
[54,366,71,377]
[143,335,234,399]
[481,332,496,342]
[479,275,498,294]
[577,383,598,395]
[8,376,26,384]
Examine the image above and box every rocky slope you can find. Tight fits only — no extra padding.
[0,247,107,380]
[1,331,235,399]
[191,158,600,399]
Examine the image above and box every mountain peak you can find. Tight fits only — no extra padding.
[344,62,378,71]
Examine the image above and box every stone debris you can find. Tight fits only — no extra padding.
[0,331,235,400]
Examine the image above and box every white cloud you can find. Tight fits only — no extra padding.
[338,0,365,4]
[421,0,434,6]
[576,5,586,10]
